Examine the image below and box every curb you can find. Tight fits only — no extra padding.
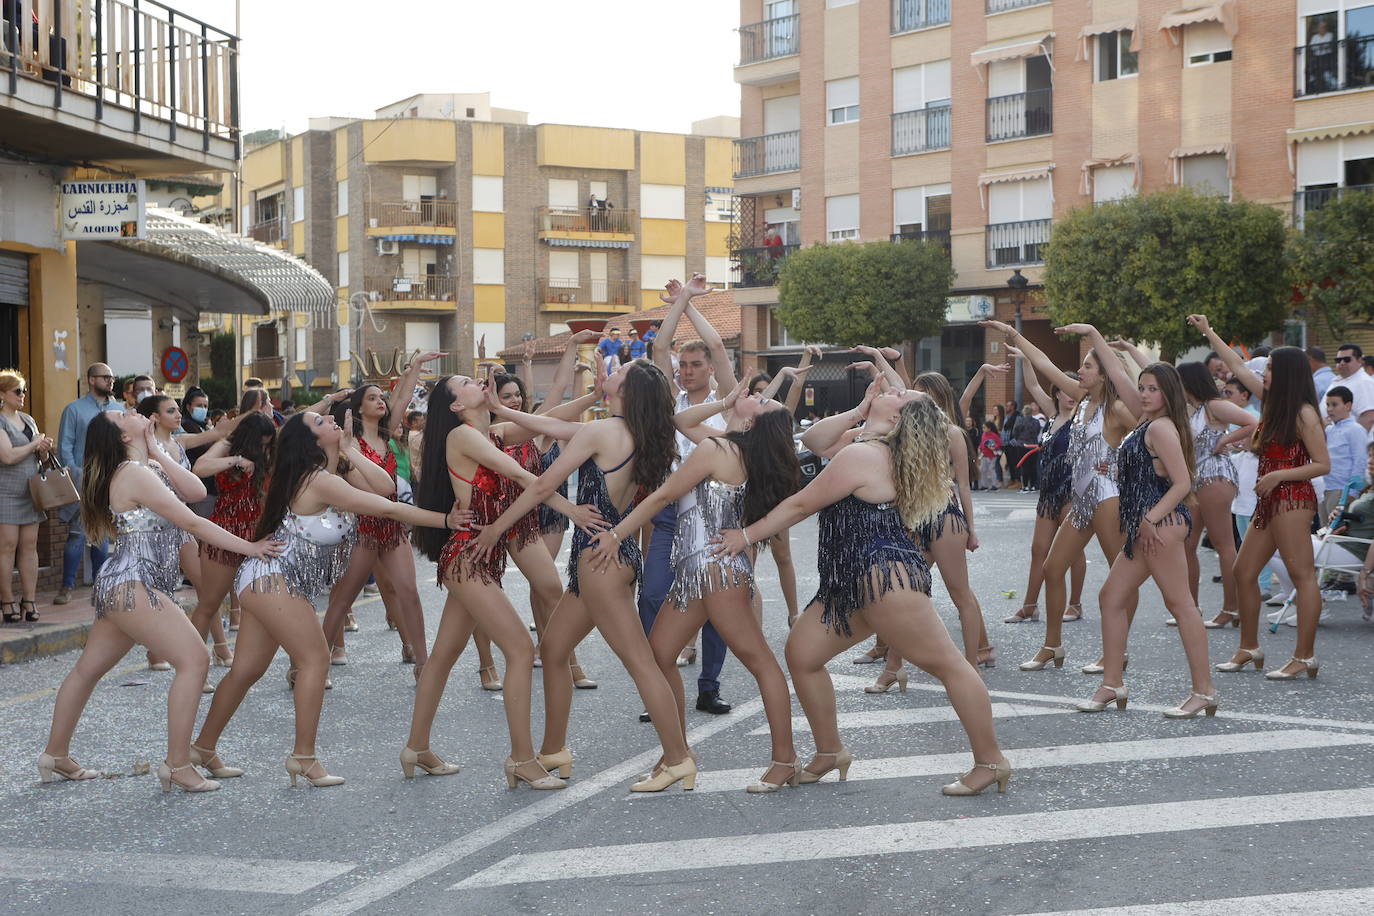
[0,620,92,665]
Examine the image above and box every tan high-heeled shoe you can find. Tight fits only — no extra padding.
[504,757,566,790]
[1076,684,1128,712]
[746,759,801,794]
[1003,604,1040,624]
[1215,647,1264,672]
[158,761,220,793]
[1264,655,1318,680]
[147,653,171,672]
[1202,610,1240,629]
[285,668,332,690]
[629,756,696,792]
[400,746,461,779]
[538,747,574,779]
[852,643,886,664]
[864,668,908,693]
[941,757,1012,796]
[1018,645,1065,671]
[211,641,234,667]
[478,665,503,691]
[189,744,244,778]
[1063,603,1084,622]
[676,646,697,667]
[285,754,344,787]
[569,664,597,690]
[401,643,415,664]
[798,748,853,784]
[1080,654,1127,675]
[976,646,997,669]
[344,612,359,632]
[37,753,100,783]
[1162,691,1220,718]
[330,645,348,666]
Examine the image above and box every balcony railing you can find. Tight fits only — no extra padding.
[892,0,950,34]
[365,199,457,228]
[1,0,239,147]
[538,207,636,235]
[733,130,801,179]
[890,229,952,252]
[739,14,799,65]
[731,244,799,289]
[987,0,1049,12]
[363,275,457,302]
[891,106,951,156]
[986,219,1051,268]
[248,217,285,244]
[1293,184,1374,226]
[986,88,1053,142]
[1295,35,1374,97]
[538,278,636,308]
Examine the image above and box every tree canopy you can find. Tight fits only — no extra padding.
[775,238,954,347]
[1042,188,1289,359]
[1288,189,1374,336]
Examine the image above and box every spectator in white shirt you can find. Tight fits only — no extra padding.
[1321,385,1369,519]
[1320,344,1374,431]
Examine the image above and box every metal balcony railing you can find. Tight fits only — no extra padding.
[986,88,1053,142]
[538,278,636,307]
[248,217,285,244]
[363,275,457,301]
[364,199,457,228]
[986,0,1049,12]
[731,244,799,289]
[986,219,1051,268]
[538,207,636,235]
[733,130,801,179]
[1293,185,1374,226]
[739,14,799,65]
[890,229,952,252]
[892,0,950,34]
[1,0,239,145]
[891,105,951,156]
[1295,35,1374,97]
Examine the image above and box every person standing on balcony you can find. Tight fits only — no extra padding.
[53,363,124,605]
[763,225,784,259]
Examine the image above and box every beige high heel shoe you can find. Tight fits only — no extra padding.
[146,653,171,672]
[344,612,359,632]
[504,757,566,790]
[330,645,348,666]
[1264,656,1318,680]
[400,746,461,779]
[211,641,234,667]
[538,747,574,779]
[189,744,244,778]
[285,754,344,787]
[1080,654,1127,675]
[676,646,697,667]
[941,757,1012,796]
[37,753,100,783]
[479,666,503,691]
[798,748,853,784]
[746,760,802,794]
[158,761,220,793]
[865,668,908,693]
[1063,603,1084,622]
[629,756,697,792]
[285,668,332,690]
[1162,692,1220,718]
[569,664,598,690]
[1003,604,1040,624]
[1018,646,1065,671]
[1215,647,1264,672]
[976,646,997,669]
[1202,610,1240,629]
[1076,684,1128,712]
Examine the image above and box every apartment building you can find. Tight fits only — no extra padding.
[234,95,739,387]
[731,0,1374,409]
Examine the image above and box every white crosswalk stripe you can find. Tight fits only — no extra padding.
[0,849,354,894]
[1024,887,1374,914]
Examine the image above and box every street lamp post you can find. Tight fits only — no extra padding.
[1007,269,1029,405]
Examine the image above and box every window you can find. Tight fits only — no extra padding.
[826,194,860,241]
[764,204,801,245]
[548,250,579,285]
[405,321,441,354]
[337,252,349,286]
[763,95,802,133]
[988,179,1052,224]
[769,309,805,348]
[827,0,858,6]
[1185,22,1233,65]
[1092,164,1137,203]
[242,334,252,366]
[402,247,437,277]
[1180,154,1231,197]
[1301,2,1374,94]
[472,249,504,285]
[705,256,732,285]
[641,184,686,220]
[465,107,476,118]
[472,175,503,213]
[641,255,686,291]
[548,179,579,209]
[1096,30,1139,81]
[893,184,952,236]
[402,174,437,201]
[335,180,347,217]
[893,60,951,112]
[826,77,860,125]
[474,323,505,357]
[704,187,734,222]
[293,186,305,223]
[295,327,307,363]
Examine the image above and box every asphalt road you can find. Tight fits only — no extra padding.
[1,489,1373,915]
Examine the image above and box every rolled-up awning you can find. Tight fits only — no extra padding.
[1159,2,1238,43]
[1077,20,1139,61]
[1080,154,1142,196]
[1287,121,1374,144]
[1167,143,1235,182]
[977,165,1055,208]
[971,33,1055,73]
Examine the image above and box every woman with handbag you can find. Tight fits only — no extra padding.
[0,370,56,623]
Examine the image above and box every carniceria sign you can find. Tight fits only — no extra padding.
[60,180,146,240]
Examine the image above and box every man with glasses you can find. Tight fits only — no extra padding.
[1321,344,1374,433]
[53,363,124,604]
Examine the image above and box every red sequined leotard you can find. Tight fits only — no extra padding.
[496,434,544,551]
[202,468,262,567]
[356,437,406,552]
[1251,439,1318,530]
[437,461,506,586]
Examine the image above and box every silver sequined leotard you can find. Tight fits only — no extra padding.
[156,437,198,548]
[236,506,356,601]
[92,462,186,618]
[1068,400,1120,530]
[667,476,752,608]
[1190,404,1238,492]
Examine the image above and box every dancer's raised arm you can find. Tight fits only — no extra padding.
[1187,314,1261,398]
[388,351,444,429]
[1056,323,1143,418]
[679,273,737,394]
[1005,347,1055,417]
[800,379,882,458]
[536,330,599,415]
[1109,339,1152,372]
[958,362,1010,420]
[850,345,905,390]
[980,319,1085,401]
[782,345,821,416]
[676,379,745,443]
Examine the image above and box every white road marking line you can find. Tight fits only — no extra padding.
[298,696,765,916]
[639,729,1374,796]
[747,702,1070,736]
[1008,509,1039,521]
[1022,887,1374,915]
[452,786,1374,890]
[0,849,354,894]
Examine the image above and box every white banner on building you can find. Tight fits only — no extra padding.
[60,180,147,240]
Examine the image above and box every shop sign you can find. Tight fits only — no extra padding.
[60,180,146,240]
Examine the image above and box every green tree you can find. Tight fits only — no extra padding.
[774,239,954,347]
[200,332,237,409]
[1289,189,1374,336]
[1042,188,1289,360]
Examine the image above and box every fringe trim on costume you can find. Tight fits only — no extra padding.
[914,499,967,551]
[667,557,754,609]
[437,531,506,588]
[1193,473,1239,493]
[1251,495,1318,531]
[358,526,406,553]
[93,530,183,617]
[1121,509,1192,560]
[813,551,931,637]
[240,533,354,602]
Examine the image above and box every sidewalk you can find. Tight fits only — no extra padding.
[0,589,99,665]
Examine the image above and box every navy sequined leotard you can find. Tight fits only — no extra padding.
[537,441,571,535]
[567,451,640,597]
[1117,420,1191,560]
[810,494,931,635]
[1035,418,1073,520]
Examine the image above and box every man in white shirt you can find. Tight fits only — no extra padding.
[1320,343,1374,432]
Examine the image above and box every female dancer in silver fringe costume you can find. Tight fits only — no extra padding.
[715,391,1010,796]
[588,381,802,792]
[39,410,280,792]
[194,409,461,788]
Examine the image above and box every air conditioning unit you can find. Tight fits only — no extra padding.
[791,189,802,211]
[376,239,399,256]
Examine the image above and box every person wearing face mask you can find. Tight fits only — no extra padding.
[131,375,157,405]
[179,388,216,518]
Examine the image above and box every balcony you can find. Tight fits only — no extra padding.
[986,219,1051,268]
[538,278,636,313]
[987,0,1049,12]
[733,130,801,179]
[536,207,636,249]
[0,0,239,172]
[891,106,951,156]
[248,217,286,245]
[363,275,457,308]
[731,244,799,289]
[364,199,458,243]
[1293,185,1374,226]
[986,88,1053,142]
[890,229,952,252]
[739,14,799,65]
[1295,36,1374,97]
[252,356,286,382]
[892,0,951,34]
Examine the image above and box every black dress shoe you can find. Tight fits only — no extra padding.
[695,691,731,714]
[638,710,651,723]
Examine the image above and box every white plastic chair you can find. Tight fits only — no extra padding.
[1267,528,1373,631]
